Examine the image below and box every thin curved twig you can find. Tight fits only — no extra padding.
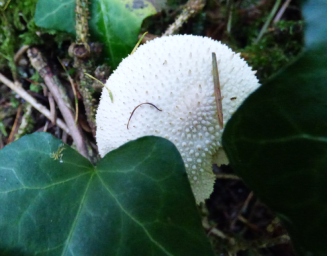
[127,103,162,129]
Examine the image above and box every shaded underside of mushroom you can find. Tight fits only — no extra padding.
[96,35,260,203]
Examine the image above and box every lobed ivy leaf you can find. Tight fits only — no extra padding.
[222,0,326,255]
[34,0,161,68]
[89,0,158,67]
[0,132,214,256]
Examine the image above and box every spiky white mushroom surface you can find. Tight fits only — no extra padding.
[96,35,260,203]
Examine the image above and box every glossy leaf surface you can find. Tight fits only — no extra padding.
[34,0,76,34]
[0,133,214,256]
[222,0,326,255]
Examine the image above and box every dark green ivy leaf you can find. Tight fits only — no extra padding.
[0,132,214,256]
[222,0,326,255]
[34,0,76,34]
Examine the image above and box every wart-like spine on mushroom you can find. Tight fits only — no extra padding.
[96,35,260,203]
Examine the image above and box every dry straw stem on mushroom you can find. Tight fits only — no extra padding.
[96,35,260,203]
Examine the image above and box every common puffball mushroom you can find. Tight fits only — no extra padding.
[96,35,260,203]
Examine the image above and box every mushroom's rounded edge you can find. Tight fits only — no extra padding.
[96,35,260,203]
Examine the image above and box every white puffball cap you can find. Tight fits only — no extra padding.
[96,35,260,203]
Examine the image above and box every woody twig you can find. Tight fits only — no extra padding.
[27,47,88,159]
[0,72,69,133]
[163,0,206,36]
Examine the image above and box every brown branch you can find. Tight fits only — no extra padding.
[27,47,89,159]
